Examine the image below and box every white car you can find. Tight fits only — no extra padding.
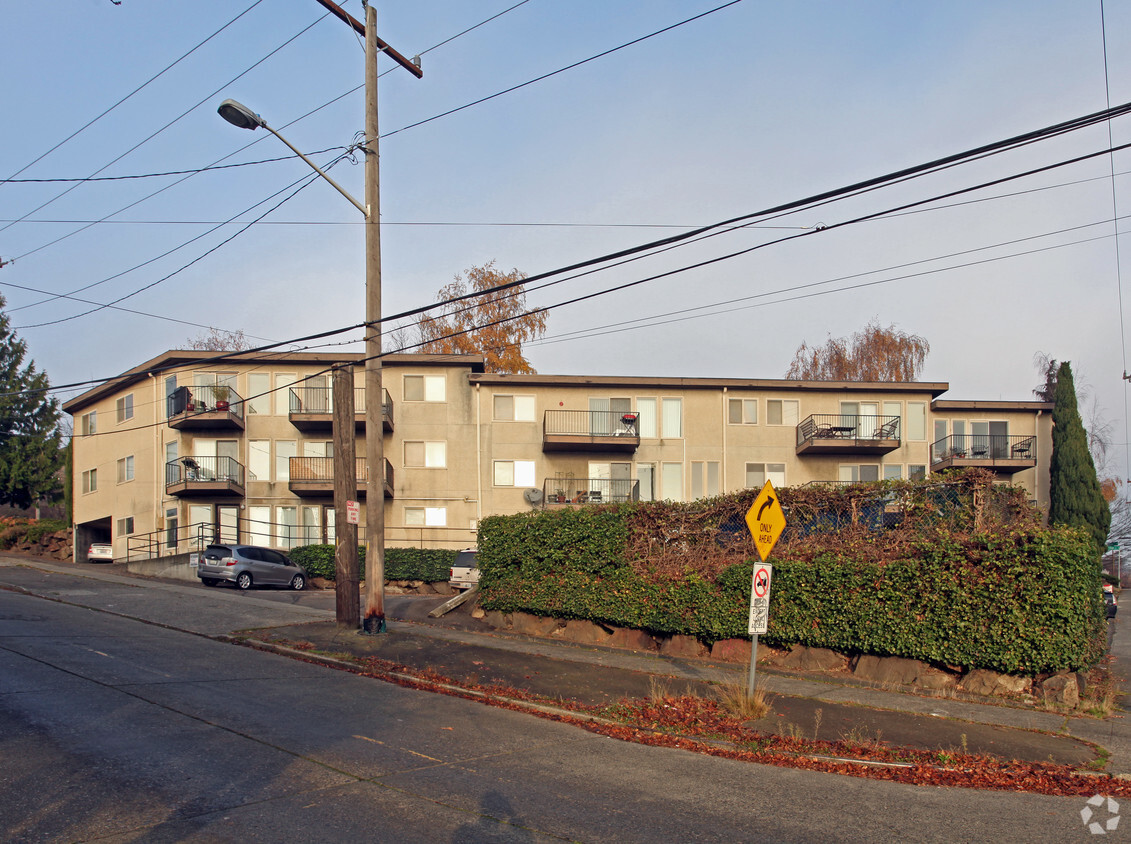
[87,543,114,563]
[449,549,479,589]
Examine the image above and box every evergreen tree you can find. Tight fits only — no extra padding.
[1048,361,1110,553]
[0,297,63,509]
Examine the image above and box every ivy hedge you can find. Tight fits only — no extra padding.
[289,544,456,583]
[477,489,1107,675]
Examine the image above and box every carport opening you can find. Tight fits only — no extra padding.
[74,517,111,563]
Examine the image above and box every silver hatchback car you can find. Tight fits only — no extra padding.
[197,544,308,591]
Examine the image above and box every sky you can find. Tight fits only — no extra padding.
[3,1,1131,476]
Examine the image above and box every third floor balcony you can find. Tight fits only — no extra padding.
[796,414,901,456]
[288,386,393,433]
[287,456,394,498]
[542,409,640,453]
[167,385,246,432]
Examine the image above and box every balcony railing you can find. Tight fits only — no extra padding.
[287,456,393,498]
[167,384,246,431]
[165,455,245,497]
[542,410,640,453]
[931,434,1037,471]
[288,386,393,432]
[542,477,640,506]
[796,414,901,456]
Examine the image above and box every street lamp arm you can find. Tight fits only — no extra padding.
[216,98,367,218]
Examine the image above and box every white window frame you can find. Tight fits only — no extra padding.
[493,459,536,487]
[116,394,134,423]
[116,516,135,535]
[660,462,683,501]
[636,398,657,438]
[404,441,447,468]
[728,398,758,425]
[907,402,927,441]
[404,374,446,402]
[745,462,785,489]
[275,440,297,482]
[691,461,720,499]
[81,411,97,436]
[661,398,682,438]
[247,372,271,416]
[767,399,799,426]
[116,455,134,484]
[248,440,271,482]
[405,506,447,527]
[493,394,535,422]
[82,468,97,494]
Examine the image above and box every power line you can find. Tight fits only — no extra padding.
[0,0,268,189]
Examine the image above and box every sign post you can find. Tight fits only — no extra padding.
[744,481,786,696]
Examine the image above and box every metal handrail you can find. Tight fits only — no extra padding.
[288,386,394,419]
[542,477,640,504]
[796,414,901,446]
[289,456,369,482]
[543,409,639,438]
[930,434,1036,465]
[165,455,246,486]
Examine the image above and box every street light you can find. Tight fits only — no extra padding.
[218,3,421,637]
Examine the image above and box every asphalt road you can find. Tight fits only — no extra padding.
[0,563,1109,843]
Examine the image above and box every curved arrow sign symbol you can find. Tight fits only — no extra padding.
[757,496,775,521]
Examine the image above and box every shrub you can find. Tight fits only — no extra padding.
[288,544,456,583]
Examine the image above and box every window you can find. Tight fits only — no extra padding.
[636,398,657,438]
[165,507,178,549]
[164,376,177,418]
[247,373,271,416]
[82,468,97,494]
[404,374,445,402]
[276,374,297,415]
[247,506,272,547]
[116,516,134,535]
[301,506,320,546]
[908,464,927,480]
[691,461,720,499]
[164,440,177,466]
[883,465,902,481]
[661,462,683,501]
[637,463,655,501]
[405,506,447,526]
[81,411,97,436]
[276,441,296,482]
[116,394,134,423]
[494,460,536,487]
[276,506,298,549]
[839,464,880,482]
[116,455,134,483]
[661,398,682,438]
[728,398,757,425]
[248,440,270,481]
[907,402,926,440]
[745,463,785,488]
[494,394,535,422]
[404,441,446,468]
[767,399,799,426]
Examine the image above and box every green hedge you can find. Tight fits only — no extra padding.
[289,544,456,582]
[477,507,1106,674]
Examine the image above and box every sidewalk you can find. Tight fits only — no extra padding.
[3,553,1128,774]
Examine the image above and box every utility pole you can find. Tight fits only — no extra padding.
[332,364,359,628]
[312,0,421,634]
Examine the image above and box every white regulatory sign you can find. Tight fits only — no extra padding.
[747,564,773,635]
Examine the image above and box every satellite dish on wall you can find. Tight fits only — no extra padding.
[523,488,544,507]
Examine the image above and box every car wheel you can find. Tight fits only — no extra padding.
[289,574,306,591]
[236,572,253,590]
[201,577,218,587]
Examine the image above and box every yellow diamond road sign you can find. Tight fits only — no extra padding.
[745,480,786,561]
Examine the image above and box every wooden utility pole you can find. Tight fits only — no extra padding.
[311,0,421,634]
[332,365,359,628]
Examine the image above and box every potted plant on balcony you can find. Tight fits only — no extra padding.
[212,384,231,411]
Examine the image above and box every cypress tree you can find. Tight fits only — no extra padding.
[1048,361,1110,553]
[0,296,63,509]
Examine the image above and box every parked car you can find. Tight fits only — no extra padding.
[197,544,307,591]
[87,543,114,563]
[1105,588,1118,619]
[449,548,479,590]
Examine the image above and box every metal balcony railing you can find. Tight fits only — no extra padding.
[289,456,369,484]
[931,434,1036,466]
[165,455,246,491]
[167,384,246,423]
[544,409,640,438]
[542,477,640,505]
[288,386,393,427]
[796,414,901,446]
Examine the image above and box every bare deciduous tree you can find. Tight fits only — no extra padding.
[186,328,251,352]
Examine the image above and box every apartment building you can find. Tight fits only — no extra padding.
[64,350,1052,561]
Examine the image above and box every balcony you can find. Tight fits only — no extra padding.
[931,434,1037,473]
[288,386,393,433]
[543,410,640,453]
[167,385,246,432]
[796,414,901,456]
[287,456,394,498]
[542,477,640,506]
[166,456,245,498]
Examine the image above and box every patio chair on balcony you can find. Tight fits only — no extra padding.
[871,418,899,440]
[588,490,602,503]
[181,457,201,481]
[1011,437,1035,458]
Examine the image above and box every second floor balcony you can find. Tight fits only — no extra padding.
[288,386,394,433]
[166,455,245,498]
[796,414,901,456]
[542,476,640,506]
[931,434,1037,473]
[543,409,640,453]
[288,456,394,498]
[167,385,246,432]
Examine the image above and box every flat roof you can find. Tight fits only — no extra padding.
[931,399,1053,412]
[470,373,951,395]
